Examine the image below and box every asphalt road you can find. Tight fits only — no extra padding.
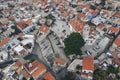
[31,42,50,66]
[48,34,69,62]
[31,42,60,80]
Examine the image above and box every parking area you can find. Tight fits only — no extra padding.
[82,37,103,57]
[48,33,68,61]
[39,38,53,57]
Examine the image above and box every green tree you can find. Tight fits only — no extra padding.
[107,65,119,74]
[25,43,32,49]
[11,26,21,35]
[93,69,108,80]
[76,65,82,70]
[64,32,85,56]
[72,4,77,8]
[61,72,76,80]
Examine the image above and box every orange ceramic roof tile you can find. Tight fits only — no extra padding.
[24,61,37,73]
[112,58,120,66]
[82,57,94,71]
[84,5,90,11]
[78,2,85,7]
[59,1,66,6]
[69,18,85,32]
[39,25,49,33]
[40,2,47,6]
[101,9,109,14]
[32,61,46,78]
[114,35,120,46]
[19,49,26,55]
[9,17,15,21]
[24,60,46,79]
[54,57,66,65]
[117,19,120,23]
[40,0,48,6]
[17,20,32,29]
[0,37,10,47]
[113,12,120,17]
[108,27,119,33]
[15,60,22,67]
[88,9,97,14]
[16,67,22,74]
[25,19,32,25]
[53,0,62,5]
[22,69,31,79]
[34,0,39,3]
[97,24,105,29]
[43,72,55,80]
[61,12,69,18]
[77,13,86,17]
[17,21,26,29]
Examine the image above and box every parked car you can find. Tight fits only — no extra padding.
[85,50,91,56]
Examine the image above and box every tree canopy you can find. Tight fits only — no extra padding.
[107,65,119,74]
[64,32,85,56]
[11,25,21,35]
[93,66,120,80]
[93,69,108,80]
[61,71,76,80]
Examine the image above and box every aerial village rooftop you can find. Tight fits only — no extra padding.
[0,0,120,80]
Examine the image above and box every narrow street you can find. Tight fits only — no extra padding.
[31,41,60,80]
[48,34,69,62]
[32,42,50,66]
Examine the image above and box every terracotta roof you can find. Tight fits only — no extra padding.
[69,18,85,32]
[9,17,15,21]
[101,9,109,14]
[61,11,72,18]
[19,49,26,55]
[17,19,32,29]
[43,72,55,80]
[25,19,32,25]
[52,0,62,5]
[39,25,49,33]
[77,13,86,17]
[82,57,94,71]
[24,60,46,79]
[0,37,10,47]
[16,67,22,74]
[112,58,120,66]
[54,57,66,65]
[34,0,39,3]
[24,61,37,73]
[32,60,46,78]
[78,2,85,7]
[22,69,31,80]
[108,27,119,33]
[40,0,48,6]
[97,24,105,30]
[15,60,22,67]
[114,35,120,46]
[17,21,26,29]
[113,12,120,17]
[88,9,97,14]
[84,5,90,11]
[117,19,120,23]
[57,6,64,13]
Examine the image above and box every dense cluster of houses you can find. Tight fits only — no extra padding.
[0,0,120,80]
